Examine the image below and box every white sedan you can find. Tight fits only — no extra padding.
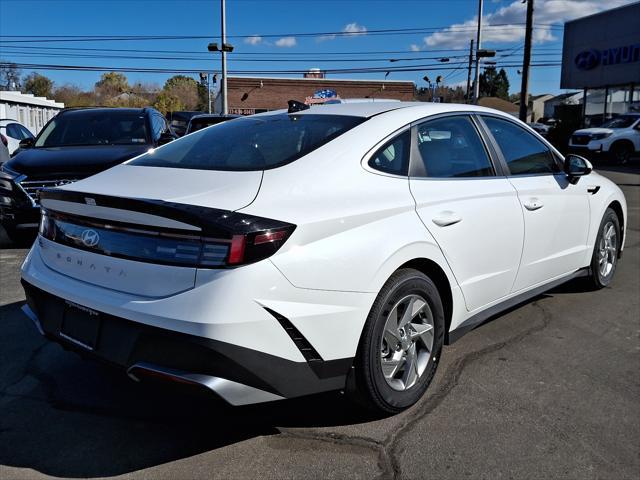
[0,119,34,155]
[21,101,626,413]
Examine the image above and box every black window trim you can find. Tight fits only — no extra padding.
[475,113,565,178]
[361,124,412,179]
[408,112,505,180]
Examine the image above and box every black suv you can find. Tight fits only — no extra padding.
[0,107,176,242]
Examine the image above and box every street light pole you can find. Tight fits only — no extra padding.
[221,0,228,115]
[473,0,483,104]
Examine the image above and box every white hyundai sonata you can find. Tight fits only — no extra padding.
[21,102,627,413]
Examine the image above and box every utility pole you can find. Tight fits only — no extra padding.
[466,38,474,103]
[473,0,483,104]
[208,74,212,114]
[519,0,534,122]
[221,0,228,115]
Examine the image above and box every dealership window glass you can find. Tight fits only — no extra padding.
[413,116,494,178]
[482,116,561,175]
[131,114,365,171]
[368,130,410,175]
[34,111,149,147]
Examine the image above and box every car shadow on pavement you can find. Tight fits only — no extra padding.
[0,300,377,478]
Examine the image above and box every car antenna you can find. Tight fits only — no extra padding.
[288,100,310,114]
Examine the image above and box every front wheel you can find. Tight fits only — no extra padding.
[610,142,633,165]
[588,208,620,289]
[348,269,445,414]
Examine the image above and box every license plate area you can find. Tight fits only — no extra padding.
[60,300,101,350]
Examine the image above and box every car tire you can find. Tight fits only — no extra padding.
[588,208,620,289]
[610,142,633,165]
[348,268,445,414]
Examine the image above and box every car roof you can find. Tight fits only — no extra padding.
[254,101,522,120]
[190,114,241,120]
[60,107,153,116]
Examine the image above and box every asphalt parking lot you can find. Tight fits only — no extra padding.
[0,166,638,480]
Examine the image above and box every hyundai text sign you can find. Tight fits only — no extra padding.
[561,3,640,89]
[574,44,640,71]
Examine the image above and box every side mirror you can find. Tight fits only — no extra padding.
[564,154,593,180]
[157,131,175,146]
[19,137,34,149]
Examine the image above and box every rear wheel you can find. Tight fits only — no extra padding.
[588,208,620,289]
[349,269,444,414]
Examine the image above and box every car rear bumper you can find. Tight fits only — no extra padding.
[20,238,374,403]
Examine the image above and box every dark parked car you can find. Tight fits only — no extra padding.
[185,114,240,134]
[166,111,201,137]
[0,107,177,243]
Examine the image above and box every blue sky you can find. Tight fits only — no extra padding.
[0,0,634,96]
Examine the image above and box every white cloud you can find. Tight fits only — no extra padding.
[410,43,421,52]
[318,22,368,41]
[422,0,633,48]
[275,36,297,47]
[343,22,367,37]
[244,35,262,46]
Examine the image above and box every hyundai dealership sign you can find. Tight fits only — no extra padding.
[561,3,640,89]
[574,44,640,71]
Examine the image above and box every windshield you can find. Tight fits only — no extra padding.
[600,115,639,129]
[131,113,364,171]
[35,111,149,147]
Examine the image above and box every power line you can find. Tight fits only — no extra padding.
[0,24,564,43]
[0,61,562,76]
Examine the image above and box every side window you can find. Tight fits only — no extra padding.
[6,124,22,139]
[368,130,410,176]
[413,115,494,178]
[481,116,561,175]
[19,125,34,139]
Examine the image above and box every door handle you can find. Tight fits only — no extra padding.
[432,211,462,227]
[523,198,543,211]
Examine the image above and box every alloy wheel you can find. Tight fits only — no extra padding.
[598,221,617,278]
[380,294,434,391]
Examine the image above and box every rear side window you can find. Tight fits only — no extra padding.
[368,130,410,176]
[413,116,494,178]
[131,114,364,171]
[481,116,560,175]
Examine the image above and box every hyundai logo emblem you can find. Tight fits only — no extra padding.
[80,229,100,247]
[575,49,600,70]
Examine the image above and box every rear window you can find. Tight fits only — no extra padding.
[130,113,365,171]
[35,111,149,147]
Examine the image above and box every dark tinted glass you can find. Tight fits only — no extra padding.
[188,117,235,133]
[35,111,149,147]
[6,124,19,139]
[131,114,364,171]
[482,116,560,175]
[368,130,410,175]
[18,125,34,139]
[600,115,638,129]
[414,116,494,178]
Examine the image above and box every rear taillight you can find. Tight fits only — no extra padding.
[39,209,295,269]
[0,133,7,147]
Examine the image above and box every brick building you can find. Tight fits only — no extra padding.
[214,76,415,115]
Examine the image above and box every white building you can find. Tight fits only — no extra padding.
[0,91,64,135]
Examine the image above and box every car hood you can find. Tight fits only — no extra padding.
[573,128,614,136]
[57,164,263,211]
[4,144,151,177]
